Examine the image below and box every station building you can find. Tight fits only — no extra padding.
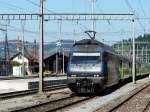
[9,51,69,76]
[10,52,38,76]
[44,51,69,74]
[0,39,74,76]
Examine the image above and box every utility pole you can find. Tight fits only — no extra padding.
[16,36,20,53]
[132,17,136,84]
[0,28,10,76]
[122,41,124,55]
[117,43,120,55]
[91,0,96,37]
[39,0,44,94]
[56,52,58,74]
[63,48,64,75]
[5,30,10,76]
[146,45,148,63]
[91,0,94,31]
[33,39,36,74]
[142,47,144,62]
[136,44,138,61]
[21,21,25,77]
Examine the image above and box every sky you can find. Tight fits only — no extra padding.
[0,0,150,44]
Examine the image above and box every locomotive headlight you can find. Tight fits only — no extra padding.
[94,75,99,77]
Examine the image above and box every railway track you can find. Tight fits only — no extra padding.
[10,94,95,112]
[108,82,150,112]
[94,80,150,112]
[142,101,150,112]
[0,84,67,100]
[0,75,66,80]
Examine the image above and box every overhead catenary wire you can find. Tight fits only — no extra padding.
[138,0,146,17]
[137,0,150,34]
[25,0,90,32]
[0,0,32,13]
[0,0,141,43]
[26,0,56,13]
[95,0,126,41]
[0,0,136,42]
[124,0,145,32]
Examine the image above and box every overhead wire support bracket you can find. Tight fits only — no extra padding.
[0,13,134,21]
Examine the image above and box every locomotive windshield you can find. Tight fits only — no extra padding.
[71,56,101,64]
[69,52,102,73]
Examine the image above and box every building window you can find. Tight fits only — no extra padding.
[24,62,27,66]
[18,55,22,59]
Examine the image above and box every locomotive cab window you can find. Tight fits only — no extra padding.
[71,56,101,64]
[69,52,102,73]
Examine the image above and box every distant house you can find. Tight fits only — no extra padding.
[10,52,38,76]
[10,50,69,76]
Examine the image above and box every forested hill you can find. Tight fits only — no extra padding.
[136,34,150,42]
[113,34,150,58]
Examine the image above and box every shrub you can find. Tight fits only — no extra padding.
[10,61,22,66]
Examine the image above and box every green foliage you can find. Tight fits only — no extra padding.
[10,61,22,66]
[113,33,150,55]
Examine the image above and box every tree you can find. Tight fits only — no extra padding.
[10,61,22,66]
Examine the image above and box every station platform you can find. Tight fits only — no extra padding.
[0,77,149,112]
[0,76,67,93]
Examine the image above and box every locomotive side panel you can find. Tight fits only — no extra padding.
[105,52,120,87]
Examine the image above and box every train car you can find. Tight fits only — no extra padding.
[67,35,126,93]
[119,56,132,80]
[67,31,150,94]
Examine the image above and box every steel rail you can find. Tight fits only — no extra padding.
[142,100,150,112]
[10,95,95,112]
[0,84,67,100]
[108,82,150,112]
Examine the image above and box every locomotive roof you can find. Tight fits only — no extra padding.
[72,39,132,63]
[73,39,115,53]
[73,39,104,46]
